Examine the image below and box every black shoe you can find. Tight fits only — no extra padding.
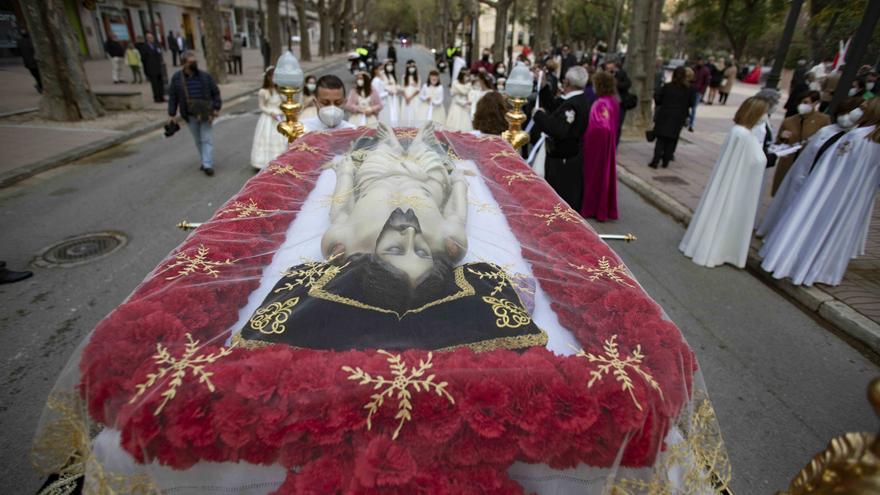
[688,126,694,133]
[661,160,669,168]
[0,268,33,284]
[203,167,214,176]
[648,159,659,169]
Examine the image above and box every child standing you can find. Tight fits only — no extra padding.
[125,42,143,84]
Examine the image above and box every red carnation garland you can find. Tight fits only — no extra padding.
[76,129,696,493]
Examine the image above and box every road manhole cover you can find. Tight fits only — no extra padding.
[35,232,127,267]
[653,175,690,185]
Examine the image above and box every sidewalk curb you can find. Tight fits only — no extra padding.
[0,56,343,189]
[617,163,880,355]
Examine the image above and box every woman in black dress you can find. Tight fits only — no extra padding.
[650,66,695,168]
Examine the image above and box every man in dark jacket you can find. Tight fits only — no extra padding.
[168,51,222,176]
[560,45,578,80]
[531,66,592,210]
[141,32,165,102]
[18,30,41,93]
[689,57,711,131]
[603,59,631,143]
[104,36,125,83]
[650,66,695,168]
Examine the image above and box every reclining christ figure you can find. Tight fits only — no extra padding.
[235,123,547,351]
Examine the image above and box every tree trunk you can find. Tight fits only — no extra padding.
[609,0,624,54]
[534,0,552,54]
[318,0,331,56]
[267,0,282,63]
[200,0,227,84]
[623,0,663,130]
[20,0,102,121]
[492,0,511,63]
[471,1,481,60]
[294,0,312,61]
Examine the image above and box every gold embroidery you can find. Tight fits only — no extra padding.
[489,150,520,161]
[473,134,500,142]
[394,128,419,138]
[129,333,235,415]
[572,335,663,411]
[220,198,273,218]
[229,332,276,350]
[342,350,454,440]
[503,171,534,186]
[290,142,321,154]
[612,392,731,494]
[447,147,462,161]
[33,393,159,495]
[482,296,532,328]
[249,297,300,335]
[467,263,534,297]
[319,189,353,207]
[533,203,582,226]
[570,256,635,288]
[274,259,349,293]
[468,199,499,214]
[162,244,234,280]
[309,265,476,320]
[437,331,548,352]
[267,163,305,179]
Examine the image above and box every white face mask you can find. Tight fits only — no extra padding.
[496,67,505,74]
[306,83,316,92]
[848,87,858,96]
[867,82,875,91]
[837,115,852,128]
[386,65,393,72]
[356,79,365,87]
[318,105,344,128]
[407,67,416,74]
[849,107,864,124]
[797,103,814,115]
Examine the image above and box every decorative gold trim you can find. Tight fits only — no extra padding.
[129,333,235,415]
[572,335,663,411]
[248,297,300,335]
[489,150,520,161]
[308,265,476,320]
[466,263,534,297]
[387,192,431,211]
[267,163,306,179]
[481,296,532,328]
[342,350,454,440]
[468,199,499,214]
[503,171,535,186]
[394,128,419,138]
[161,244,234,281]
[290,142,320,154]
[220,198,273,219]
[229,332,276,350]
[533,203,583,226]
[275,259,348,293]
[569,256,635,288]
[437,330,548,352]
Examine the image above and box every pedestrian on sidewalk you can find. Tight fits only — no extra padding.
[17,29,41,93]
[105,36,125,83]
[260,36,271,70]
[250,67,288,170]
[224,36,233,74]
[650,66,695,169]
[168,51,222,176]
[719,59,736,105]
[142,32,166,103]
[706,56,723,105]
[679,97,769,268]
[301,75,318,120]
[579,70,619,221]
[231,34,244,75]
[602,58,633,143]
[688,57,711,131]
[125,42,143,84]
[169,30,179,66]
[759,98,880,286]
[770,90,830,195]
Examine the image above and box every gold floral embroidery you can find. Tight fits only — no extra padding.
[489,150,520,161]
[572,335,663,411]
[33,393,158,495]
[612,392,731,494]
[481,296,532,328]
[570,256,635,288]
[267,163,305,179]
[162,244,234,280]
[533,203,582,226]
[468,199,499,214]
[129,333,235,415]
[503,171,534,186]
[342,350,454,440]
[249,297,300,334]
[467,263,533,297]
[220,198,273,218]
[289,141,321,154]
[274,258,349,293]
[447,147,462,161]
[394,128,419,138]
[437,332,547,352]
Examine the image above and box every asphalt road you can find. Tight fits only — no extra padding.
[0,46,877,493]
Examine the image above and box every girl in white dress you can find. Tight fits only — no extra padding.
[375,62,399,125]
[679,97,769,268]
[249,68,289,170]
[399,61,422,125]
[300,75,318,120]
[469,72,492,119]
[417,70,445,125]
[343,71,382,127]
[446,70,473,131]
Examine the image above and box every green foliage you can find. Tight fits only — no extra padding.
[365,0,419,36]
[552,0,616,49]
[809,0,880,65]
[675,0,787,59]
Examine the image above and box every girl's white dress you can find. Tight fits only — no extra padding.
[469,86,489,118]
[446,80,472,131]
[400,83,422,125]
[417,84,445,124]
[374,75,399,125]
[300,94,317,120]
[344,89,381,127]
[250,88,289,170]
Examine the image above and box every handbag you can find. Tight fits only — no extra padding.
[645,129,656,142]
[182,73,214,122]
[622,92,637,110]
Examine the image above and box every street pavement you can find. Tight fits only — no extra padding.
[0,45,877,493]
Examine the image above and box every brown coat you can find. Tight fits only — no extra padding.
[771,111,832,194]
[721,65,736,93]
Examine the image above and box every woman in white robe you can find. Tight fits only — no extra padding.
[469,72,492,119]
[250,69,289,169]
[679,97,769,268]
[374,63,399,125]
[300,75,318,120]
[446,71,473,131]
[399,62,422,125]
[417,70,446,125]
[759,100,880,286]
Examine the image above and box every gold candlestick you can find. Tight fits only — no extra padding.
[277,86,304,143]
[502,96,530,151]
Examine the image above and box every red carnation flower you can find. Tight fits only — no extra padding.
[353,436,418,488]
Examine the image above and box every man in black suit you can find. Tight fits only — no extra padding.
[531,65,592,210]
[141,32,165,103]
[560,45,578,81]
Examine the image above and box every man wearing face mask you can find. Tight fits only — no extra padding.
[470,49,493,75]
[771,90,830,195]
[168,51,222,176]
[301,75,357,133]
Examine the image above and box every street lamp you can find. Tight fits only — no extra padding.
[502,62,533,150]
[274,50,305,143]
